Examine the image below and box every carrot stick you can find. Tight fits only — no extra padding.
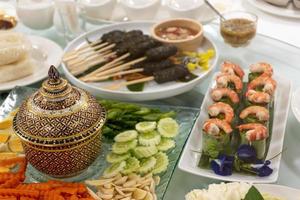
[0,189,39,198]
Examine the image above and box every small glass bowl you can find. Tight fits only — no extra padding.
[220,11,258,47]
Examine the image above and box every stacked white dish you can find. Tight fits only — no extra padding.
[80,0,235,24]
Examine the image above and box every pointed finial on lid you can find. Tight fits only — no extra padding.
[48,65,60,81]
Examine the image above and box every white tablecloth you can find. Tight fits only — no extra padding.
[236,0,300,48]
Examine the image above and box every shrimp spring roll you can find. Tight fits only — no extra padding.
[208,102,234,124]
[202,118,233,159]
[211,88,240,109]
[248,62,273,82]
[208,101,240,151]
[216,74,243,94]
[239,106,269,125]
[245,75,277,109]
[220,61,245,80]
[238,123,268,159]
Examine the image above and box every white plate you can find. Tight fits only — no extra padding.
[246,0,300,19]
[0,35,63,91]
[178,73,292,183]
[291,87,300,123]
[82,0,236,24]
[62,22,218,101]
[255,184,300,200]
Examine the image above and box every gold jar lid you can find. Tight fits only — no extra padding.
[13,66,106,147]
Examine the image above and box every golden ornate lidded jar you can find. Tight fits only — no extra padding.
[13,66,106,177]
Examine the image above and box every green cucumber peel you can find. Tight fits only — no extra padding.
[198,153,210,168]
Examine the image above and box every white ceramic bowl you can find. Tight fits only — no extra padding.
[120,0,161,20]
[80,0,117,20]
[166,0,205,19]
[16,1,54,30]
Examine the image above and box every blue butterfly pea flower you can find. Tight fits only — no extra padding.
[251,160,273,177]
[211,154,234,176]
[237,144,257,163]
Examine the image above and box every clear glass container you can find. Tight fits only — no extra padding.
[220,11,258,47]
[16,0,55,30]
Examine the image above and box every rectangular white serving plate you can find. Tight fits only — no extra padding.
[178,73,292,183]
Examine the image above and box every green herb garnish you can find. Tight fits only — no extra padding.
[244,186,264,200]
[127,83,145,92]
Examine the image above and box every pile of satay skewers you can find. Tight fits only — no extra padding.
[63,30,192,90]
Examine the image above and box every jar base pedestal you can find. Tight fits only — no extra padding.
[24,151,106,182]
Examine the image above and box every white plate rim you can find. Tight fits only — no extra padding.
[246,0,300,19]
[62,21,219,100]
[0,35,63,91]
[255,184,300,199]
[178,72,292,183]
[291,87,300,123]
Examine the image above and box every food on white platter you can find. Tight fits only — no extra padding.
[0,32,28,66]
[186,182,284,200]
[0,32,35,83]
[199,61,277,178]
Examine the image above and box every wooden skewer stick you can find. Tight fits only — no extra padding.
[105,76,154,90]
[64,39,102,57]
[69,52,116,76]
[84,68,144,82]
[68,51,115,71]
[66,49,113,68]
[64,41,107,60]
[64,43,115,63]
[81,53,130,79]
[63,42,112,62]
[92,57,146,78]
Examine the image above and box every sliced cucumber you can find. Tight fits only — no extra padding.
[157,118,179,138]
[152,152,169,174]
[114,130,138,143]
[156,138,175,152]
[103,161,126,178]
[135,121,157,133]
[138,131,161,146]
[122,157,140,175]
[106,152,131,163]
[112,139,137,154]
[133,145,158,159]
[138,157,157,174]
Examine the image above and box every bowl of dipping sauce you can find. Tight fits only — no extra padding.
[220,11,257,47]
[151,18,203,51]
